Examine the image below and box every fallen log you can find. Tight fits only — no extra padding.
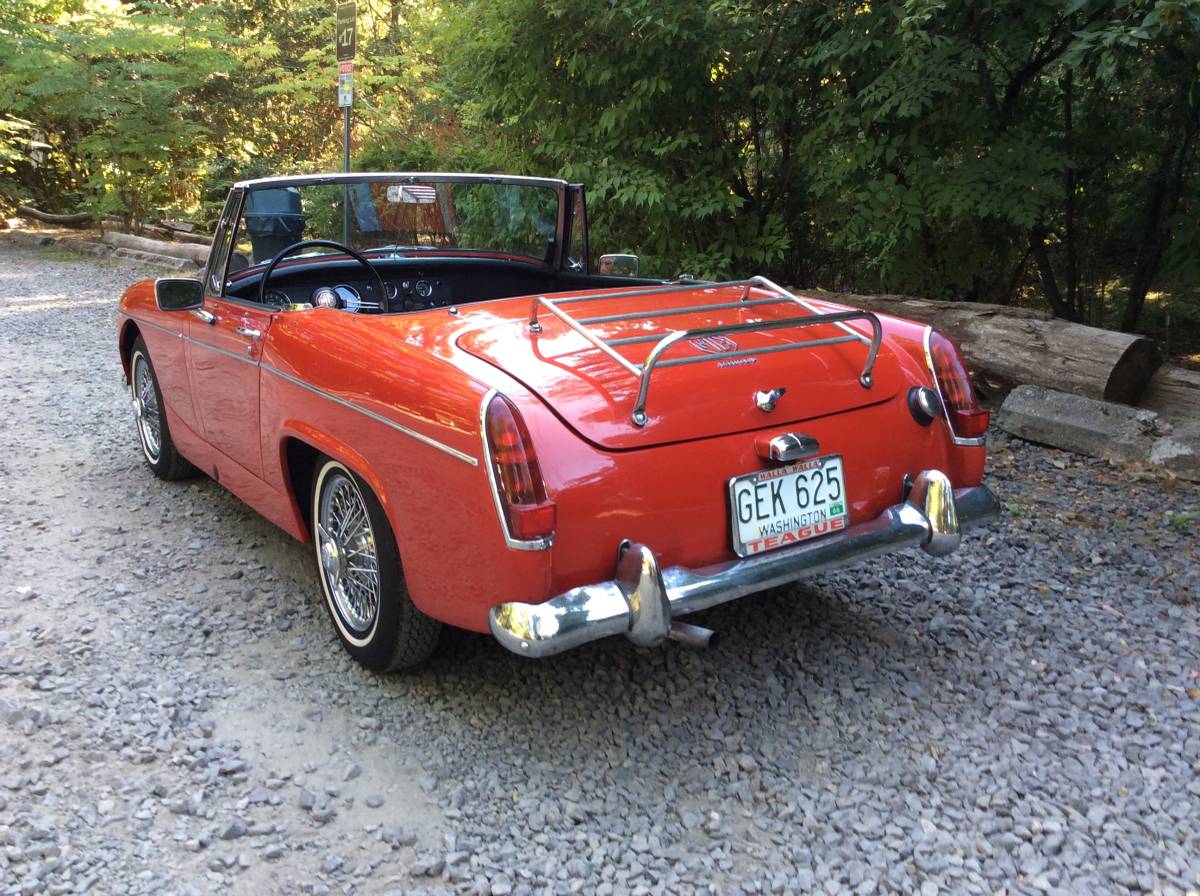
[1138,363,1200,425]
[146,222,213,246]
[816,292,1161,405]
[101,231,208,266]
[16,205,92,228]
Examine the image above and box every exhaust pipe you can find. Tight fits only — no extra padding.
[668,621,718,650]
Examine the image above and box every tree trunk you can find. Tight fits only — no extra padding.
[1120,91,1199,332]
[817,291,1162,405]
[1062,69,1081,322]
[16,206,92,227]
[1028,228,1079,322]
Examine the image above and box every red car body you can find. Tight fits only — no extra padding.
[117,173,997,664]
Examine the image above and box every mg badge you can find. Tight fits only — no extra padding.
[689,335,737,354]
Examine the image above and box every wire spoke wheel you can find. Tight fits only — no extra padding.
[317,472,380,634]
[310,457,440,670]
[132,352,162,462]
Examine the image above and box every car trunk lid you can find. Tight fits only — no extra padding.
[458,282,903,450]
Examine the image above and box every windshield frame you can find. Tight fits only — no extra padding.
[225,173,569,282]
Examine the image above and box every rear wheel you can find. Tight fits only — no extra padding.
[311,459,440,670]
[130,337,197,481]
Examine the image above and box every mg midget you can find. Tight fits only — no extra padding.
[116,173,998,670]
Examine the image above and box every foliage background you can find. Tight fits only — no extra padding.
[1,0,1198,339]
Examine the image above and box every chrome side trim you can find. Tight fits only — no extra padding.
[189,338,258,366]
[124,315,479,465]
[129,314,256,366]
[488,472,999,657]
[922,326,987,447]
[478,388,553,551]
[262,365,479,466]
[129,316,183,340]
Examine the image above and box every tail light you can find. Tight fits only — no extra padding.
[927,330,989,440]
[484,393,556,543]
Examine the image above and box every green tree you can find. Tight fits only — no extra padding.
[0,1,234,225]
[436,0,805,279]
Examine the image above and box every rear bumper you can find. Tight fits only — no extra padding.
[489,470,999,657]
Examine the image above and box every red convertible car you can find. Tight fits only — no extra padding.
[117,173,997,670]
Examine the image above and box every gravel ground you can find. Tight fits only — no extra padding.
[1,242,1199,896]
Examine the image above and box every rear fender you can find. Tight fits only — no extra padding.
[275,422,389,544]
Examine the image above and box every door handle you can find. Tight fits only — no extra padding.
[191,309,216,325]
[236,326,261,339]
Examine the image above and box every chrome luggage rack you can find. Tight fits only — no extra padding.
[528,274,882,426]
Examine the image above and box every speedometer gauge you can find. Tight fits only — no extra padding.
[334,285,361,311]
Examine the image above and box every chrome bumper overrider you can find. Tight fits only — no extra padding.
[488,470,999,658]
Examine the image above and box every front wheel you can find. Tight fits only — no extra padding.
[129,337,197,481]
[311,459,441,670]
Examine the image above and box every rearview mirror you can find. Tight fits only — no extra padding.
[155,278,204,312]
[598,253,639,277]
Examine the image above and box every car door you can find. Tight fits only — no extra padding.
[186,189,273,477]
[186,297,273,477]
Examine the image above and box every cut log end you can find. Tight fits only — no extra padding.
[1103,337,1163,405]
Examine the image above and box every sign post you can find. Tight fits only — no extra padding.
[335,2,356,174]
[335,2,356,242]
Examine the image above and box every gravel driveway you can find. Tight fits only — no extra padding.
[1,243,1198,896]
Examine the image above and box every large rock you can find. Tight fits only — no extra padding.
[1148,422,1200,483]
[998,385,1163,462]
[998,384,1200,481]
[2,231,54,248]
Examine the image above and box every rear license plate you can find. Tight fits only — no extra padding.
[727,455,849,557]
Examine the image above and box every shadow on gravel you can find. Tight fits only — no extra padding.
[389,570,951,771]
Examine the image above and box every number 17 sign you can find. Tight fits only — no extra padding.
[336,2,356,63]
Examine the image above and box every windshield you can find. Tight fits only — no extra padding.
[228,179,560,273]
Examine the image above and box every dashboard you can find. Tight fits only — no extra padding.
[263,276,453,313]
[230,257,572,314]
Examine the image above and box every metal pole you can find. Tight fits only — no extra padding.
[342,105,351,243]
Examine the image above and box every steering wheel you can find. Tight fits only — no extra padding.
[257,239,388,311]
